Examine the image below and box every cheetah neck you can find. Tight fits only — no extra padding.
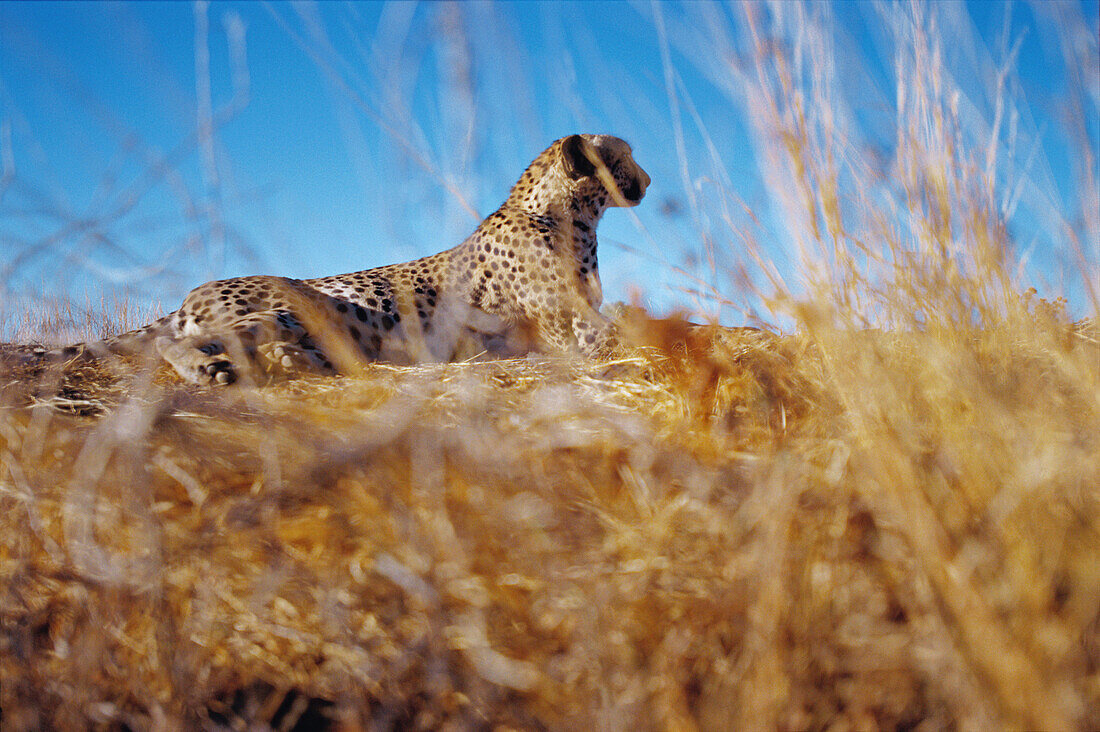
[506,168,608,230]
[570,225,598,265]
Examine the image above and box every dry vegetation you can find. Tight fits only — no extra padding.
[2,2,1099,730]
[1,302,1097,730]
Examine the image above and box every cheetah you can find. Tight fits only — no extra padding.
[23,134,650,385]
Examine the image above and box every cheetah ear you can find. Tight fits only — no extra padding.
[562,134,597,179]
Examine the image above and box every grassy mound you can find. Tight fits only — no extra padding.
[1,308,1096,729]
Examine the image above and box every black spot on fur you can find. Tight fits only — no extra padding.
[470,278,488,309]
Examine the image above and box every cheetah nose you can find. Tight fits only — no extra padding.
[624,165,650,203]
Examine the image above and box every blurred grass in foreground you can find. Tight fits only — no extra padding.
[0,304,1096,729]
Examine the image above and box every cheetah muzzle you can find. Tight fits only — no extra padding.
[33,134,651,385]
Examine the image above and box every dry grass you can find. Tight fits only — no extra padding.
[0,303,1097,730]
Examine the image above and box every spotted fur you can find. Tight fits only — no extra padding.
[33,134,649,385]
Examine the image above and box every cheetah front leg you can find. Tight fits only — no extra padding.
[157,310,334,385]
[572,309,619,358]
[532,308,617,358]
[156,335,238,385]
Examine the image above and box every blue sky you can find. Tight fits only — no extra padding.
[1,1,1097,332]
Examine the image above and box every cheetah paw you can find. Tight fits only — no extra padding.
[156,336,238,386]
[258,342,329,378]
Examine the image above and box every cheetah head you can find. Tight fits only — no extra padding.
[560,134,651,207]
